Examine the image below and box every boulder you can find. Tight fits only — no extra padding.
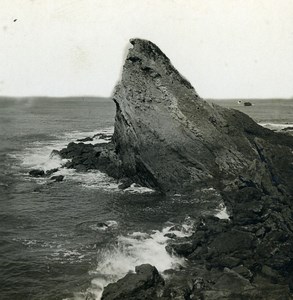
[50,175,64,182]
[213,268,252,293]
[118,178,133,190]
[101,264,164,300]
[164,233,177,239]
[45,168,59,176]
[29,169,45,177]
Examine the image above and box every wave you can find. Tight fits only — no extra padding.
[9,127,157,194]
[81,217,194,300]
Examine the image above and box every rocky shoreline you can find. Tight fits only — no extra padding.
[42,39,293,299]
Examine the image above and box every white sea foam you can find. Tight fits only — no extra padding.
[88,220,118,231]
[10,127,114,172]
[58,127,114,145]
[12,237,83,264]
[84,217,194,300]
[10,141,68,172]
[259,122,293,131]
[214,202,230,220]
[124,183,155,194]
[10,126,157,194]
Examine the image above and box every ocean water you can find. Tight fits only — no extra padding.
[0,97,292,300]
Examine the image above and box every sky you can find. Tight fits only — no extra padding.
[0,0,293,99]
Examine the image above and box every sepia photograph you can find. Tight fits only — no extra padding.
[0,1,293,299]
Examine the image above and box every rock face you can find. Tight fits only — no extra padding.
[59,39,293,196]
[101,38,292,195]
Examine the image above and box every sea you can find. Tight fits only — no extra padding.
[0,97,292,300]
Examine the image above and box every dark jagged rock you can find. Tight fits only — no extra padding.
[101,264,164,300]
[29,168,60,178]
[59,142,101,171]
[93,133,112,140]
[29,169,45,177]
[45,168,59,176]
[50,149,60,158]
[281,126,293,131]
[50,175,64,182]
[77,137,93,142]
[118,178,133,190]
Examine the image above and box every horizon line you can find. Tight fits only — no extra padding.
[0,95,292,101]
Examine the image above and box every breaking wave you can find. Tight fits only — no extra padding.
[8,127,156,194]
[78,217,194,300]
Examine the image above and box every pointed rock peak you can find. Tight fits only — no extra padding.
[124,38,195,91]
[128,38,170,62]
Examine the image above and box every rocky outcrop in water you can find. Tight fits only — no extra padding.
[60,39,293,196]
[102,264,164,300]
[59,39,293,299]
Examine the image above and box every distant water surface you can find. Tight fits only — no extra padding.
[209,98,293,124]
[0,97,292,299]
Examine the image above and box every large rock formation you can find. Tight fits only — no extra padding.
[60,38,293,196]
[58,39,293,299]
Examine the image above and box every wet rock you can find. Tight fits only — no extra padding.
[166,238,196,256]
[93,133,111,140]
[164,233,177,239]
[29,169,45,177]
[45,168,59,176]
[209,230,254,254]
[161,270,194,300]
[94,222,109,230]
[50,175,64,182]
[60,142,95,159]
[101,264,164,300]
[50,149,60,157]
[77,137,93,142]
[211,256,242,269]
[213,268,252,293]
[59,142,101,171]
[244,101,252,106]
[75,164,87,172]
[118,178,133,190]
[168,225,183,232]
[281,126,293,132]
